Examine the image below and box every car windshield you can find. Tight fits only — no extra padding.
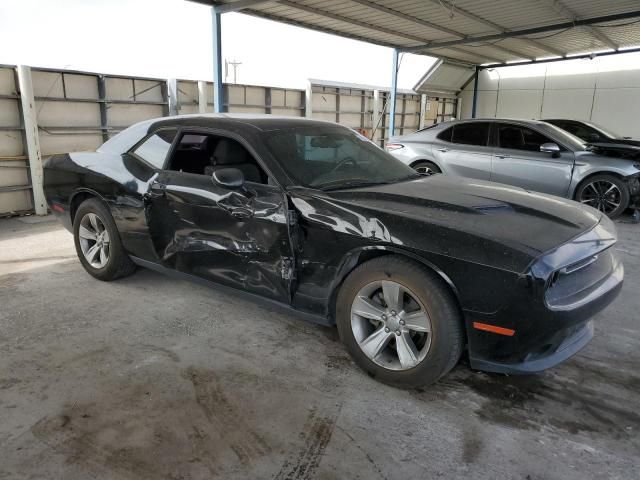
[586,122,620,139]
[264,127,420,189]
[540,123,588,151]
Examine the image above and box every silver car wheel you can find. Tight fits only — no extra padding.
[416,165,434,175]
[579,180,622,214]
[350,280,432,371]
[78,212,110,269]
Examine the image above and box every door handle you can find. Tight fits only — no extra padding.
[436,148,449,153]
[495,154,511,159]
[230,207,253,219]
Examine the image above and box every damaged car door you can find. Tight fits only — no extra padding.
[140,129,294,303]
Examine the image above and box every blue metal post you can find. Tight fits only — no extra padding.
[211,8,224,113]
[471,66,479,118]
[388,48,399,142]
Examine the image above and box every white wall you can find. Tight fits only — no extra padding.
[459,52,640,139]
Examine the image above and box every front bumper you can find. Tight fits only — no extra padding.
[465,217,622,374]
[468,261,622,373]
[470,321,594,374]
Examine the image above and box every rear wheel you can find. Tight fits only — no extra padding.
[73,198,136,281]
[575,174,629,219]
[336,256,463,388]
[412,160,441,175]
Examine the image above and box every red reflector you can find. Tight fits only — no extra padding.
[473,322,515,336]
[385,143,404,151]
[52,204,65,213]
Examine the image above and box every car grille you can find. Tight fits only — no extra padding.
[545,247,619,310]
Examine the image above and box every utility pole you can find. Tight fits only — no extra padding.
[225,58,242,84]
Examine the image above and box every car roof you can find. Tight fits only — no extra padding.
[98,113,344,154]
[447,118,551,127]
[150,113,338,132]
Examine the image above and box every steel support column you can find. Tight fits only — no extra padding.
[167,78,179,115]
[211,8,224,113]
[372,89,381,145]
[197,80,208,113]
[97,75,109,142]
[471,66,479,119]
[419,94,427,129]
[388,48,399,141]
[16,65,47,215]
[305,80,313,118]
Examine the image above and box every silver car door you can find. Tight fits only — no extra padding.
[430,126,458,174]
[446,122,492,180]
[491,123,574,197]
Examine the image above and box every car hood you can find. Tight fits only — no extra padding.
[298,175,602,273]
[611,138,640,147]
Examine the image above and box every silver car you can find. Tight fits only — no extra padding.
[387,119,640,218]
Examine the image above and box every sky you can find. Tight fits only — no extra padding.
[0,0,436,89]
[2,0,638,91]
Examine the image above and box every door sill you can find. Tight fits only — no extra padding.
[129,256,333,327]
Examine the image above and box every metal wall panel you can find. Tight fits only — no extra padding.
[592,87,640,137]
[0,65,30,214]
[309,82,424,146]
[0,67,427,216]
[172,81,305,116]
[460,62,640,138]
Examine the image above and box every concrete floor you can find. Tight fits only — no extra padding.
[0,214,638,480]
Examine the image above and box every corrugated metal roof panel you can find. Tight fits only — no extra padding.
[456,0,560,30]
[563,0,640,18]
[590,21,640,48]
[205,0,640,66]
[413,59,476,97]
[426,48,486,65]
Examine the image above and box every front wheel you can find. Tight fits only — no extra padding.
[412,160,441,175]
[336,256,464,388]
[73,198,136,281]
[575,174,629,219]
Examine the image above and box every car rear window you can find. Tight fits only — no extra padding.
[132,129,178,168]
[437,126,453,142]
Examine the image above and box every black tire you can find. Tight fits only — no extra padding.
[575,174,630,219]
[73,198,136,281]
[336,255,464,388]
[412,160,441,175]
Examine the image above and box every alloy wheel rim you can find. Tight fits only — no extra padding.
[350,280,432,371]
[78,213,110,269]
[580,181,621,214]
[416,165,436,175]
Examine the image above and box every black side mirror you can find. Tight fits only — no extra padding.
[212,167,245,189]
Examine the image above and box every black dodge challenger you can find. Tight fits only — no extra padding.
[43,114,623,387]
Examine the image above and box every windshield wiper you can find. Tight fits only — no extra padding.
[394,173,423,181]
[316,173,423,191]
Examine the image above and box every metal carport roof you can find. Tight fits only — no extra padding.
[190,0,640,136]
[196,1,640,66]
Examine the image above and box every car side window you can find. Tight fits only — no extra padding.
[132,129,178,168]
[437,126,453,142]
[451,123,489,146]
[165,132,270,185]
[498,125,554,152]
